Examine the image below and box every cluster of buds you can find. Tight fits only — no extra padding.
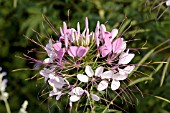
[0,67,8,100]
[39,17,135,107]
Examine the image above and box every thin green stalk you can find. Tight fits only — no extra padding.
[4,99,11,113]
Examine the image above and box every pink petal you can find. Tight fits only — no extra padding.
[112,38,123,53]
[57,48,65,60]
[99,46,110,57]
[95,21,100,46]
[53,42,62,51]
[104,36,112,52]
[68,46,78,58]
[77,46,89,57]
[111,80,120,90]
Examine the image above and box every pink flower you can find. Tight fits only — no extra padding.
[68,46,89,58]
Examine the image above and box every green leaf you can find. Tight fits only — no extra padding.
[160,57,170,86]
[128,77,153,86]
[129,49,155,77]
[154,96,170,103]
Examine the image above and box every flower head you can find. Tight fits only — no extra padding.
[29,17,136,109]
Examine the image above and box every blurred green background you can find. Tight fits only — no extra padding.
[0,0,170,113]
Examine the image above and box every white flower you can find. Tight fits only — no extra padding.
[45,39,57,59]
[39,68,55,81]
[97,66,135,91]
[77,65,104,82]
[48,76,67,89]
[69,87,84,102]
[49,88,63,100]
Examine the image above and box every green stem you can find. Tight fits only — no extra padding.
[4,99,11,113]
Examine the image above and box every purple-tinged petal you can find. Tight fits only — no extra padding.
[112,38,123,53]
[53,42,62,51]
[68,46,78,58]
[104,32,112,39]
[77,46,89,58]
[91,94,100,101]
[95,21,100,46]
[104,36,112,52]
[57,48,65,60]
[99,46,110,57]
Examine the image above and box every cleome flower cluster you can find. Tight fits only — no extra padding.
[39,17,135,107]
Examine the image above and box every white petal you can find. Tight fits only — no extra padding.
[101,71,113,79]
[85,65,94,77]
[84,90,90,97]
[48,79,63,89]
[114,73,128,81]
[70,95,81,102]
[118,39,126,53]
[123,65,135,74]
[77,74,89,82]
[97,80,108,91]
[166,0,170,6]
[56,93,62,100]
[118,52,135,64]
[111,29,118,41]
[91,94,100,101]
[111,80,120,90]
[95,66,104,77]
[49,88,60,97]
[72,87,84,96]
[43,58,53,63]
